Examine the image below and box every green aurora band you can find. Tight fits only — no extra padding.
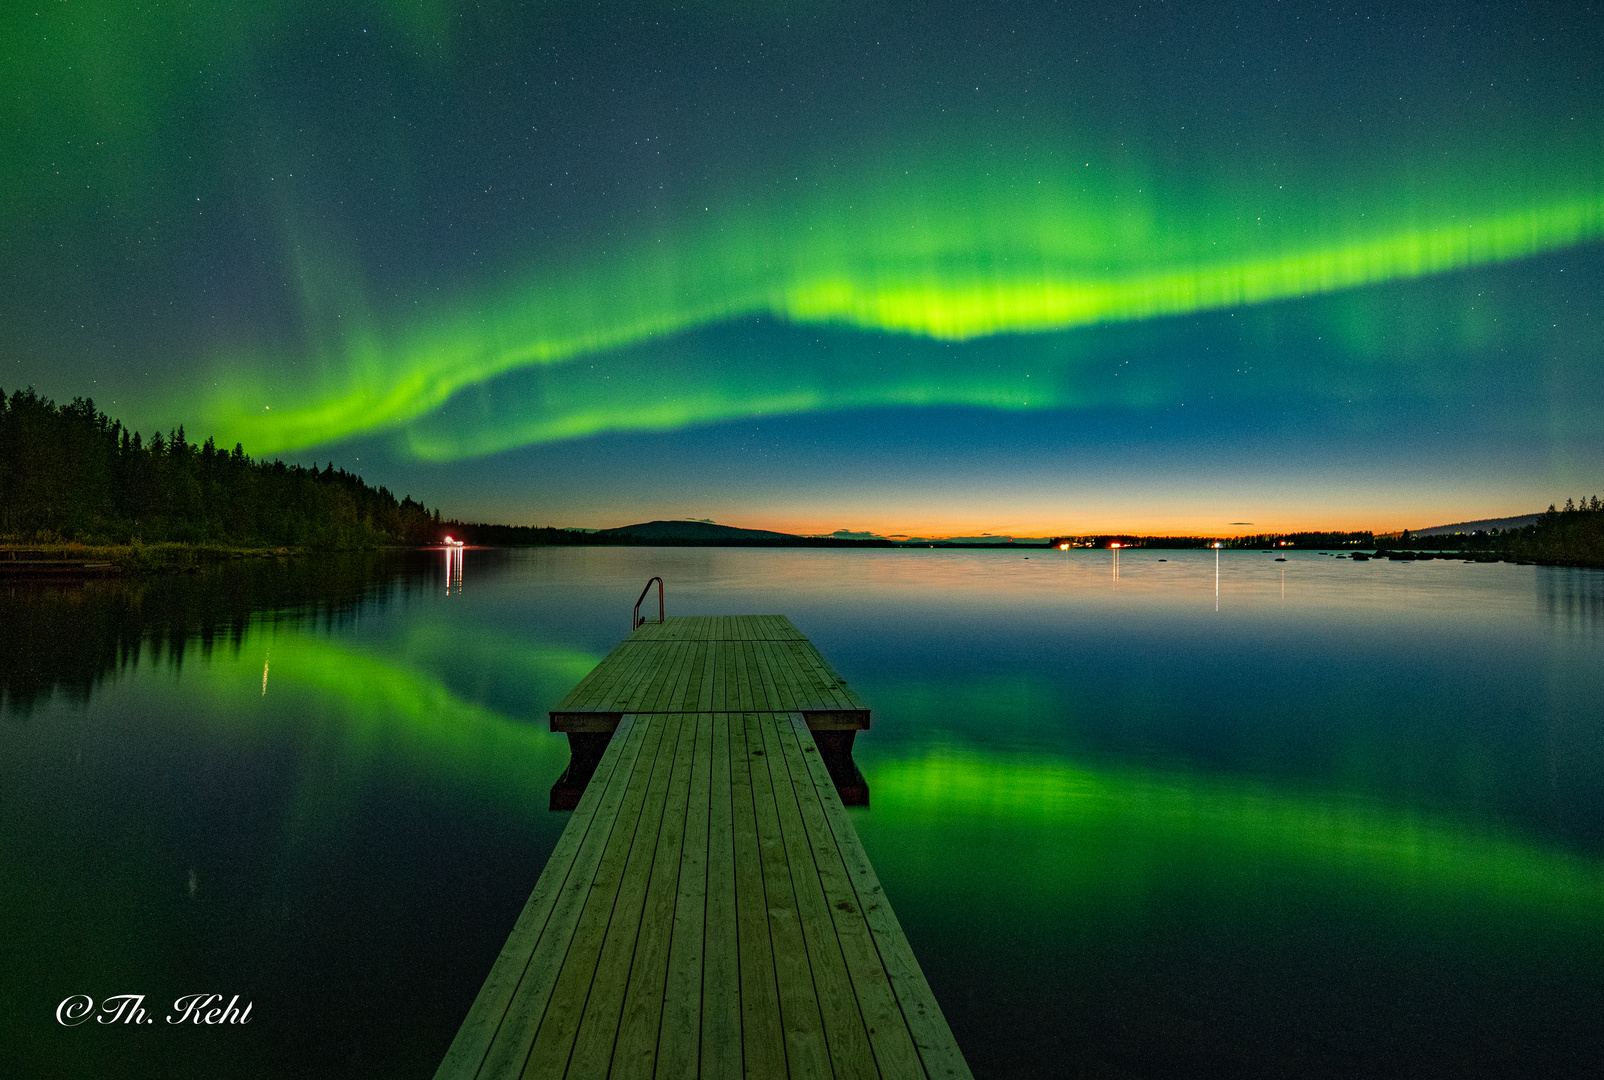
[864,748,1604,929]
[201,145,1604,459]
[7,2,1602,461]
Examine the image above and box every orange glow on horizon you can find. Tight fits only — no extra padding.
[513,493,1546,541]
[668,510,1512,541]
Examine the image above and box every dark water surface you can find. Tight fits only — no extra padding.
[3,548,1602,1078]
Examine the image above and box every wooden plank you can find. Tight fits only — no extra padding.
[756,712,878,1080]
[552,655,612,709]
[705,642,723,713]
[619,644,669,714]
[773,643,824,710]
[735,641,758,713]
[699,714,741,1080]
[619,643,684,710]
[743,711,833,1080]
[729,641,750,713]
[764,643,822,713]
[516,714,675,1076]
[655,714,712,1080]
[637,642,689,714]
[673,645,705,712]
[785,714,973,1080]
[557,646,649,720]
[792,646,856,711]
[613,647,671,710]
[750,641,802,715]
[585,647,651,708]
[695,642,719,714]
[710,642,729,713]
[574,641,657,709]
[553,645,634,712]
[609,712,701,1079]
[777,643,826,715]
[773,717,925,1080]
[777,640,842,698]
[728,712,787,1080]
[783,642,862,710]
[733,641,751,711]
[566,713,693,1076]
[751,615,803,641]
[434,714,644,1080]
[745,646,790,711]
[810,650,869,710]
[747,641,771,711]
[467,714,656,1080]
[686,643,716,712]
[743,641,779,713]
[660,642,699,712]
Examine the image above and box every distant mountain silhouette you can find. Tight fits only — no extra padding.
[1414,513,1541,536]
[594,520,800,541]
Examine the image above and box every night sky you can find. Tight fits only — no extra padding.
[4,1,1601,535]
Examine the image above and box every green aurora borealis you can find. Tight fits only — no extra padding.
[218,154,1604,460]
[4,0,1602,530]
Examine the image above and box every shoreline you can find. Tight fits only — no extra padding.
[6,540,1601,575]
[0,542,414,576]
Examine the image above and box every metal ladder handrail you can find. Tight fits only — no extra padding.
[633,576,664,630]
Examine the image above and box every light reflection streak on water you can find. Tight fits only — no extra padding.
[1540,567,1604,639]
[443,546,464,595]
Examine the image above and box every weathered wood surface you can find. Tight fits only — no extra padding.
[436,618,969,1080]
[552,616,870,732]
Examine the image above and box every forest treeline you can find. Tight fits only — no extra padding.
[1371,498,1603,565]
[1049,531,1376,549]
[0,388,440,548]
[443,522,895,547]
[1503,499,1604,566]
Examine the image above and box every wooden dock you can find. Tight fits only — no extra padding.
[435,615,970,1080]
[550,614,871,734]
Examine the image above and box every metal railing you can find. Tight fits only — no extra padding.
[633,576,664,630]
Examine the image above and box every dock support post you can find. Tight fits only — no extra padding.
[549,732,612,810]
[811,729,869,806]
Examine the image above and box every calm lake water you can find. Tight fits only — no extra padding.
[3,547,1602,1079]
